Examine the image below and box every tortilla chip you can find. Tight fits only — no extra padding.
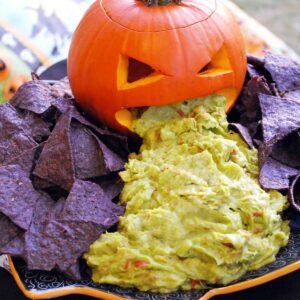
[0,214,22,248]
[284,90,300,100]
[52,97,75,114]
[259,157,298,190]
[71,109,130,157]
[10,80,61,114]
[52,78,73,99]
[0,234,25,257]
[229,123,254,149]
[265,51,300,93]
[239,76,272,137]
[21,111,51,143]
[0,165,40,230]
[94,174,125,201]
[62,180,125,227]
[3,144,42,175]
[247,54,265,78]
[31,176,56,190]
[289,175,300,213]
[259,94,300,143]
[24,197,101,279]
[271,130,300,168]
[0,103,38,165]
[33,112,75,191]
[44,218,103,279]
[24,193,57,271]
[70,121,109,179]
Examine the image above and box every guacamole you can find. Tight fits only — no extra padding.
[84,95,289,293]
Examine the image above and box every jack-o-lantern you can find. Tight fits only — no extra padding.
[68,0,246,133]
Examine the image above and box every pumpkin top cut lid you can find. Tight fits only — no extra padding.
[101,0,217,32]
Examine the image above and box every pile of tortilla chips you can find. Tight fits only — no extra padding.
[229,51,300,212]
[0,78,128,279]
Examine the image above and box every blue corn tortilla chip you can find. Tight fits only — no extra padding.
[24,194,57,271]
[10,80,62,114]
[0,234,25,257]
[0,165,40,230]
[95,134,126,174]
[284,90,300,100]
[24,199,97,279]
[52,78,73,99]
[21,111,51,143]
[259,157,298,190]
[62,180,125,227]
[0,103,38,165]
[3,144,42,175]
[271,130,300,168]
[70,109,130,157]
[32,176,56,190]
[0,214,22,249]
[246,54,266,78]
[259,94,300,143]
[258,94,300,166]
[264,51,300,93]
[43,217,103,279]
[238,76,271,138]
[33,112,75,191]
[289,175,300,213]
[34,110,126,191]
[52,97,75,114]
[70,121,113,179]
[20,180,124,279]
[93,174,125,201]
[229,123,254,149]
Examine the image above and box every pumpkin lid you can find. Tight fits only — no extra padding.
[101,0,217,32]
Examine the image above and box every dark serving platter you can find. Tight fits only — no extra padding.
[5,224,300,300]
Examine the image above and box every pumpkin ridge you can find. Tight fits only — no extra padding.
[100,0,218,33]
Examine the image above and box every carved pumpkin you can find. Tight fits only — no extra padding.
[68,0,246,133]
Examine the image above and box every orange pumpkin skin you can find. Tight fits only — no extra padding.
[68,0,246,133]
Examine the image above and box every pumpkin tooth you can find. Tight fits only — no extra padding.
[115,109,133,129]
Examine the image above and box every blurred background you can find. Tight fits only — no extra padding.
[233,0,300,54]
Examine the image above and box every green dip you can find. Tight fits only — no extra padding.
[84,95,290,293]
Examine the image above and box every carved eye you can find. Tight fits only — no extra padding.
[127,58,155,83]
[198,45,233,77]
[117,55,165,90]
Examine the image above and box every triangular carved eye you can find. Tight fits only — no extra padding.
[117,55,165,90]
[198,63,210,74]
[127,58,155,83]
[197,45,232,77]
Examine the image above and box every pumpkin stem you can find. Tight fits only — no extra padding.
[140,0,181,6]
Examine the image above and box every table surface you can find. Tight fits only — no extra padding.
[1,268,300,300]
